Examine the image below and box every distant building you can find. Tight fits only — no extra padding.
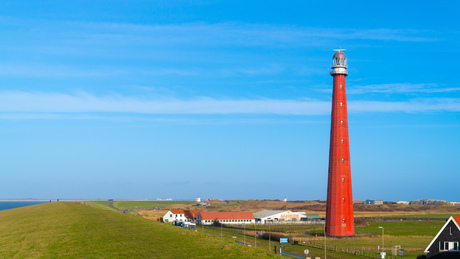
[196,212,254,225]
[353,200,363,204]
[253,210,318,224]
[283,197,288,202]
[365,200,383,205]
[396,201,410,205]
[194,202,208,207]
[196,197,201,202]
[451,202,460,206]
[411,199,446,205]
[425,216,460,258]
[162,210,203,223]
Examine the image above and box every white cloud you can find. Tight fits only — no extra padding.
[0,91,329,115]
[348,83,460,94]
[6,20,436,52]
[350,99,460,113]
[0,91,458,118]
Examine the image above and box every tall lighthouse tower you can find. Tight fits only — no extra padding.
[326,49,355,237]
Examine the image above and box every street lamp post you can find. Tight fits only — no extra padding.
[269,222,271,251]
[378,226,384,252]
[254,222,257,248]
[243,223,246,244]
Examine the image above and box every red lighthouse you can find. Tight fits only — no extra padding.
[326,50,355,237]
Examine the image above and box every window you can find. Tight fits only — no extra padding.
[340,85,342,89]
[342,159,344,163]
[450,227,453,235]
[342,198,345,202]
[341,121,343,125]
[342,178,345,182]
[341,139,344,144]
[340,102,343,107]
[342,218,345,223]
[170,214,172,217]
[442,242,460,251]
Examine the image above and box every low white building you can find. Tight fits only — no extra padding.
[253,210,311,224]
[196,211,255,225]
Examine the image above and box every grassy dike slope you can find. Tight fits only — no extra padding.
[0,202,275,258]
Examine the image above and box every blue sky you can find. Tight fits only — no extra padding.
[0,1,459,201]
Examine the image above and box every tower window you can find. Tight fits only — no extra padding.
[341,139,344,144]
[341,121,343,125]
[342,178,344,182]
[342,159,344,163]
[340,102,343,107]
[343,218,345,223]
[342,198,345,202]
[340,85,342,89]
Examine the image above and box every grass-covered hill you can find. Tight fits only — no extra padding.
[0,202,275,258]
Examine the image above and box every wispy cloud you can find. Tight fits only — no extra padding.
[0,91,458,118]
[0,64,109,78]
[71,22,438,48]
[3,19,437,54]
[0,91,329,115]
[350,98,460,113]
[348,83,460,94]
[0,19,438,79]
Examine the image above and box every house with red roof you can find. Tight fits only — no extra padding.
[425,216,460,258]
[162,210,203,223]
[196,211,255,225]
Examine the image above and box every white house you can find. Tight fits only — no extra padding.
[163,210,187,223]
[162,209,203,223]
[424,216,460,258]
[196,211,255,225]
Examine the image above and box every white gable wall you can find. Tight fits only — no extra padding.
[162,211,187,223]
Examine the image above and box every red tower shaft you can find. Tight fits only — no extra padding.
[326,51,354,237]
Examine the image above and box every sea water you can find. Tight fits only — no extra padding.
[0,201,48,211]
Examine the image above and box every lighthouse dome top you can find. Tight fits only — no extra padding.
[333,51,346,59]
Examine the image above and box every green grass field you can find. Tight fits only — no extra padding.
[87,200,114,210]
[2,200,447,258]
[199,218,447,259]
[112,200,195,210]
[0,202,275,258]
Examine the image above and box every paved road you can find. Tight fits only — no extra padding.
[108,201,122,211]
